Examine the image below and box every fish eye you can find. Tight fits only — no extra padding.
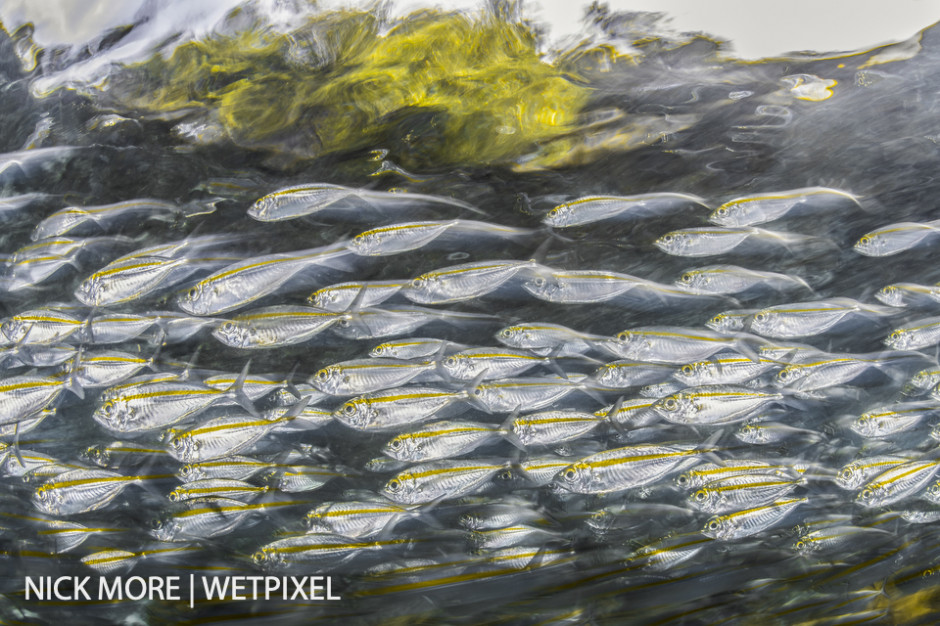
[187,287,199,299]
[778,370,790,380]
[168,491,180,502]
[410,278,423,289]
[676,474,689,486]
[221,322,234,332]
[795,541,805,550]
[500,329,513,338]
[707,520,720,531]
[498,470,513,480]
[663,399,678,411]
[662,235,674,244]
[316,370,329,381]
[860,488,872,499]
[548,208,558,217]
[389,439,403,449]
[681,365,693,375]
[754,313,766,322]
[859,236,871,246]
[534,277,546,288]
[680,273,693,283]
[716,207,728,216]
[343,404,356,415]
[387,479,401,491]
[472,388,483,396]
[444,357,457,367]
[694,490,707,501]
[617,332,630,342]
[563,468,577,480]
[839,468,853,480]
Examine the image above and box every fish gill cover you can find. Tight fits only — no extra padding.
[0,0,940,624]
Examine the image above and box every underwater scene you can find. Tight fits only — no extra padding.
[1,0,940,623]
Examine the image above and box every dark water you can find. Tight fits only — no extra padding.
[0,3,939,624]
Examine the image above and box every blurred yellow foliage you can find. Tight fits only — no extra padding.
[111,6,590,169]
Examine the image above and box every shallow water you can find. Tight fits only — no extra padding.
[1,3,940,624]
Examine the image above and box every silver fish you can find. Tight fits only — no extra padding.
[349,219,531,256]
[311,358,437,395]
[702,497,807,540]
[249,182,481,221]
[884,316,940,350]
[383,420,500,462]
[854,220,940,256]
[654,226,823,257]
[177,244,352,315]
[307,279,404,311]
[33,198,212,240]
[382,459,507,504]
[544,192,707,228]
[554,439,720,494]
[402,259,541,304]
[496,322,604,357]
[676,265,812,295]
[709,187,859,227]
[749,298,895,339]
[213,306,344,349]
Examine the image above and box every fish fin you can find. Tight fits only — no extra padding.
[64,345,85,399]
[12,420,25,469]
[498,410,527,451]
[227,360,259,417]
[732,335,763,363]
[282,362,302,399]
[527,235,555,267]
[180,345,202,381]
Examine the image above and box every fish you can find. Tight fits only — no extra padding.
[702,497,807,540]
[600,326,760,364]
[543,193,708,228]
[333,386,468,431]
[383,420,500,462]
[348,219,532,256]
[308,279,405,311]
[32,468,154,516]
[381,459,507,504]
[553,437,721,494]
[75,235,242,306]
[654,227,826,257]
[708,187,860,227]
[676,265,812,295]
[749,298,896,338]
[653,385,788,425]
[177,244,352,315]
[402,259,542,304]
[32,198,214,240]
[854,220,940,256]
[212,306,345,349]
[501,410,604,447]
[311,358,438,395]
[496,322,605,357]
[249,183,483,221]
[884,316,940,350]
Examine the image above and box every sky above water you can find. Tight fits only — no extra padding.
[1,0,939,58]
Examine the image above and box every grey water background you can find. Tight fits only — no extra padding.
[1,3,940,624]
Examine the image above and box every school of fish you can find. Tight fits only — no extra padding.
[2,162,940,624]
[3,3,940,623]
